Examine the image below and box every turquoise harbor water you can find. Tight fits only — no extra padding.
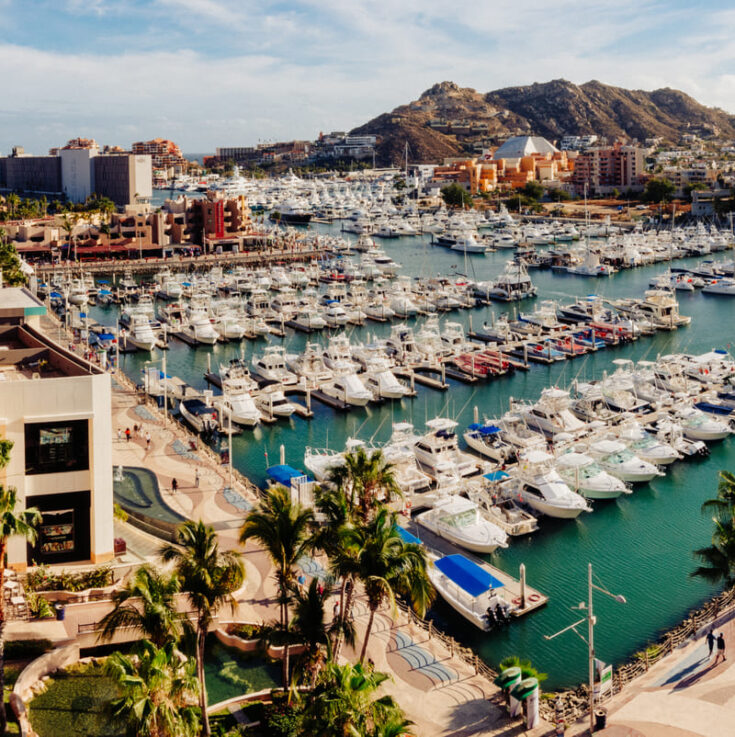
[89,225,735,689]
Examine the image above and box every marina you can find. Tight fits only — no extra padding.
[61,218,735,690]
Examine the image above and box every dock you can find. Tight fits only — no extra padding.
[402,520,548,618]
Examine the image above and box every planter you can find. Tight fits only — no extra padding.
[215,624,307,659]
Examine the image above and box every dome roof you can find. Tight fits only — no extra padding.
[493,136,558,159]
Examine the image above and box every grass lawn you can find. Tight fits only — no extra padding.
[28,663,124,737]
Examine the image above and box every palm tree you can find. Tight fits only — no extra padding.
[60,213,78,261]
[302,660,409,736]
[6,193,20,220]
[692,516,735,585]
[498,655,548,682]
[240,486,314,687]
[98,564,182,647]
[329,448,401,521]
[160,521,244,737]
[106,639,200,737]
[701,471,735,518]
[346,508,433,663]
[0,439,41,735]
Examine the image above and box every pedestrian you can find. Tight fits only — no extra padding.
[125,427,131,442]
[195,468,200,488]
[716,633,727,664]
[171,478,178,494]
[145,431,151,450]
[297,573,306,588]
[317,582,324,596]
[333,600,340,619]
[117,428,122,442]
[707,629,716,658]
[133,423,139,438]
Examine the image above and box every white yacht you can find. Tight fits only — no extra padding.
[213,314,247,341]
[514,451,591,518]
[182,310,218,345]
[286,343,334,385]
[413,418,482,479]
[555,452,631,500]
[463,423,516,464]
[322,373,372,407]
[416,495,508,554]
[518,388,589,440]
[252,346,299,385]
[254,388,297,418]
[381,423,432,495]
[322,301,349,328]
[702,277,735,295]
[215,389,261,428]
[673,406,731,441]
[291,309,327,332]
[362,370,409,400]
[122,319,158,352]
[586,440,664,483]
[323,335,360,372]
[475,261,538,302]
[179,398,219,434]
[612,421,681,465]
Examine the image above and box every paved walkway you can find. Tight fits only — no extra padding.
[568,606,735,737]
[107,378,546,736]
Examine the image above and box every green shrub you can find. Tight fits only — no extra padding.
[26,593,56,620]
[229,623,264,640]
[25,565,113,593]
[5,639,53,661]
[263,703,300,737]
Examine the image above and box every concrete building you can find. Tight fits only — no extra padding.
[571,142,645,195]
[0,288,113,569]
[0,147,151,207]
[132,139,187,184]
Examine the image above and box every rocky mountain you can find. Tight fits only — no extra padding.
[351,79,735,165]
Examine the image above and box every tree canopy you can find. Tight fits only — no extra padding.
[441,183,473,208]
[643,177,676,203]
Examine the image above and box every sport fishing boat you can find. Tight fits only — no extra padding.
[252,346,299,385]
[413,418,482,479]
[321,373,373,407]
[179,398,219,434]
[416,495,508,554]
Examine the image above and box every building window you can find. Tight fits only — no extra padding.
[28,490,91,564]
[25,419,89,475]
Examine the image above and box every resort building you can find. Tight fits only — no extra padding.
[0,288,114,569]
[0,143,153,207]
[131,138,188,184]
[571,141,646,195]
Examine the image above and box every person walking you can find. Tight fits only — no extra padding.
[194,468,200,488]
[171,478,178,494]
[124,427,131,443]
[707,629,716,658]
[145,431,151,451]
[117,428,122,442]
[715,633,727,664]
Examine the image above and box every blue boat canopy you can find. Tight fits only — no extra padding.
[266,464,312,486]
[98,332,116,340]
[434,554,504,597]
[50,291,63,299]
[395,526,422,546]
[483,470,510,482]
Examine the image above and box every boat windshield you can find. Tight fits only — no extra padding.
[441,509,476,528]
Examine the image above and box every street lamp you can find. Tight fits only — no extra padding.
[143,352,168,426]
[544,563,626,734]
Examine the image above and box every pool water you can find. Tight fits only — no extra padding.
[204,640,281,705]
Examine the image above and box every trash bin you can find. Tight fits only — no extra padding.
[594,707,607,730]
[55,604,65,621]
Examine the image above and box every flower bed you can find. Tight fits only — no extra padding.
[24,565,120,604]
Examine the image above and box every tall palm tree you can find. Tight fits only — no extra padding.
[0,439,41,735]
[302,660,409,736]
[160,521,244,737]
[346,508,433,663]
[329,448,401,521]
[701,471,735,518]
[692,516,735,585]
[98,564,182,647]
[240,486,314,687]
[106,639,200,737]
[288,578,331,686]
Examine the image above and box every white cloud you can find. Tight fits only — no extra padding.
[2,1,735,152]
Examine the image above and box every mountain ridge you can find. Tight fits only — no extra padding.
[350,79,735,165]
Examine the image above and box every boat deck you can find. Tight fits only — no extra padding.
[401,519,548,618]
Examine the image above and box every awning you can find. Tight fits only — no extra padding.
[266,464,312,486]
[468,423,501,435]
[483,470,510,482]
[395,526,422,546]
[434,554,504,597]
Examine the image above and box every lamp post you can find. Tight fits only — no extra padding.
[143,352,168,426]
[544,563,626,734]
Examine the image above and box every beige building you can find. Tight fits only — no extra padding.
[0,289,113,569]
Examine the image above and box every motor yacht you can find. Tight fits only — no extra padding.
[466,479,539,536]
[286,343,334,385]
[463,423,517,463]
[179,398,219,434]
[413,418,481,479]
[252,346,299,385]
[672,406,731,441]
[323,335,360,372]
[513,450,591,518]
[518,388,589,440]
[586,439,664,483]
[254,388,297,418]
[612,420,681,464]
[555,452,631,500]
[416,495,508,554]
[291,309,327,332]
[182,309,218,345]
[215,388,261,428]
[322,373,372,407]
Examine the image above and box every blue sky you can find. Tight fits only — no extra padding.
[2,0,735,154]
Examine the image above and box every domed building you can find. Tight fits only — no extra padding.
[493,136,558,160]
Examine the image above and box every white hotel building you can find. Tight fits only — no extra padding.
[0,288,113,569]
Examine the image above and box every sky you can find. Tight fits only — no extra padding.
[3,0,735,154]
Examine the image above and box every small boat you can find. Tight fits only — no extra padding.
[463,423,516,463]
[255,388,297,418]
[427,553,512,631]
[322,373,372,407]
[416,495,508,554]
[673,406,731,441]
[179,398,218,434]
